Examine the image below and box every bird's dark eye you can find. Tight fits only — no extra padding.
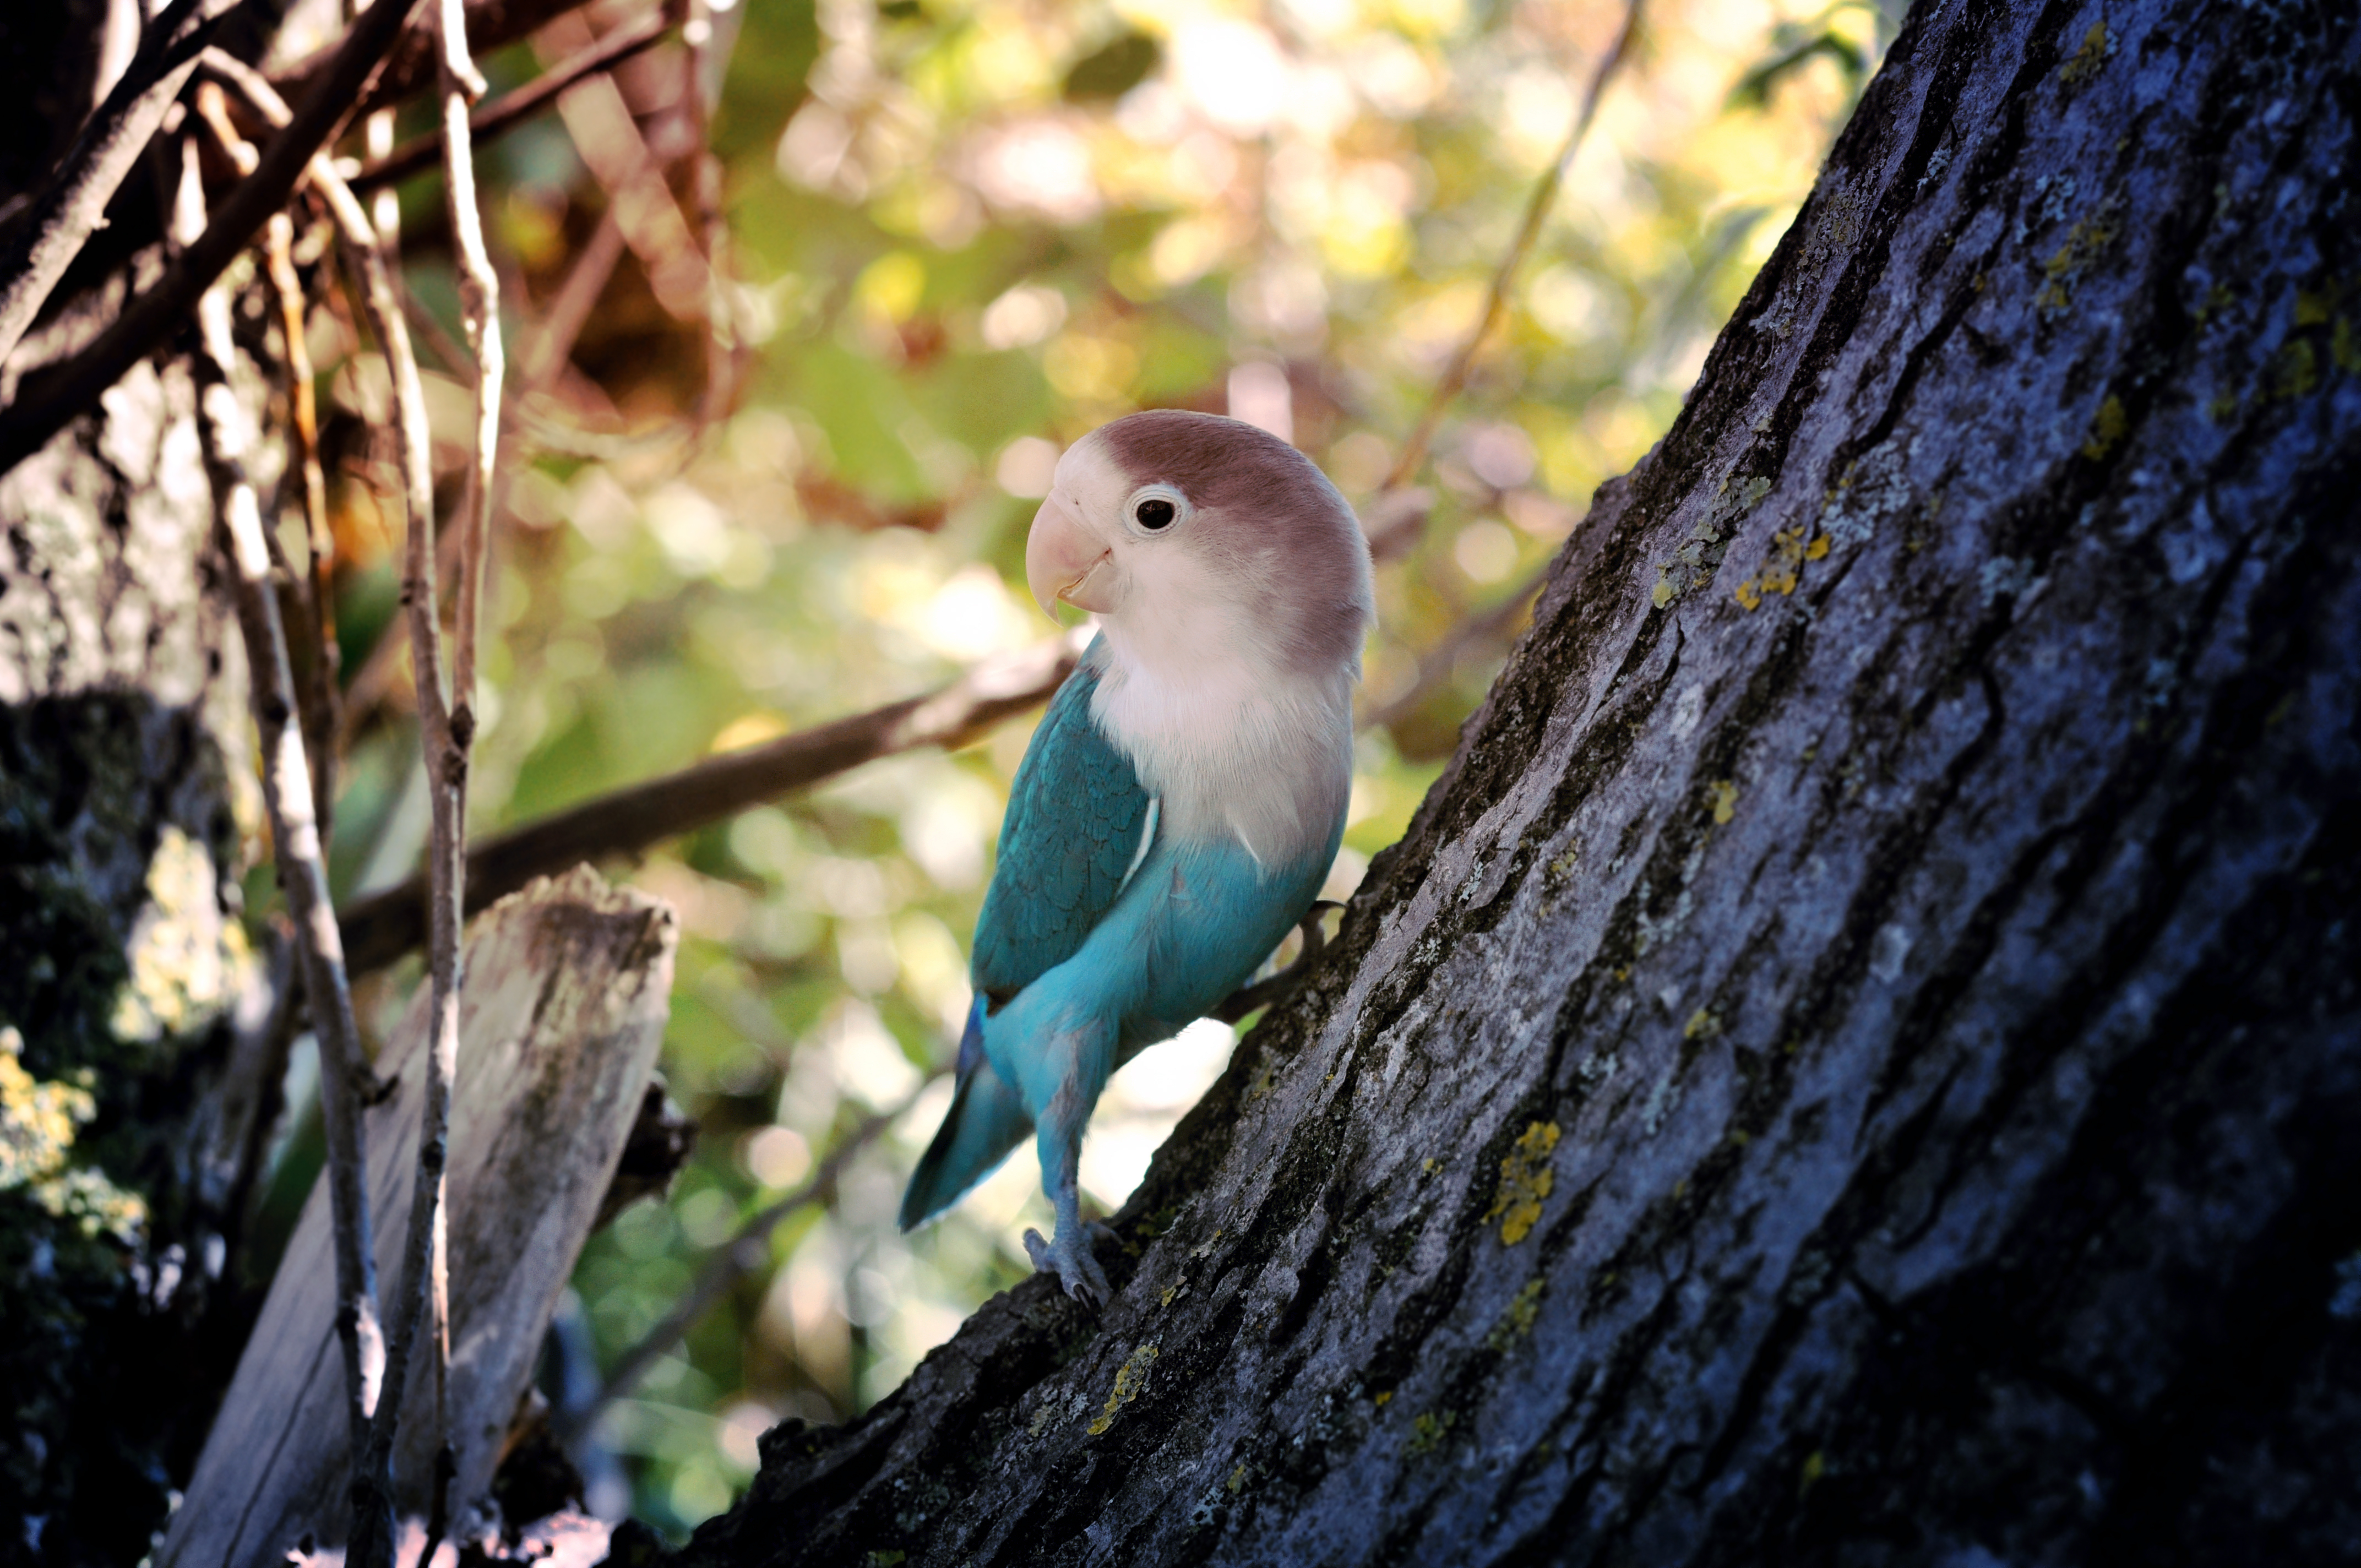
[1134,497,1177,530]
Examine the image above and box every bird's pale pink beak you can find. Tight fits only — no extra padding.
[1025,493,1117,618]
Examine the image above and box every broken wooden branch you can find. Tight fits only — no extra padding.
[156,869,677,1567]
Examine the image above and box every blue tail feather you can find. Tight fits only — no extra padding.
[899,999,1034,1232]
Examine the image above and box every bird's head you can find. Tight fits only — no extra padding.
[1024,410,1374,678]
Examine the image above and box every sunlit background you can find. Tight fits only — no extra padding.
[250,0,1887,1534]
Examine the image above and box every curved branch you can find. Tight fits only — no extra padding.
[336,635,1084,976]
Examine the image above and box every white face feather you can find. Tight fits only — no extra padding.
[1041,416,1371,871]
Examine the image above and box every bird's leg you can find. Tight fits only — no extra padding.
[1022,1029,1114,1308]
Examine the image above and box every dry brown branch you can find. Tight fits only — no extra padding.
[1381,0,1644,492]
[264,210,343,839]
[559,1081,935,1444]
[189,80,345,846]
[0,0,236,371]
[270,0,647,124]
[176,129,393,1555]
[518,203,626,391]
[338,634,1085,975]
[349,8,675,193]
[362,6,504,1545]
[0,0,429,475]
[538,9,710,320]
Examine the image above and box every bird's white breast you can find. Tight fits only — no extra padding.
[1087,570,1353,874]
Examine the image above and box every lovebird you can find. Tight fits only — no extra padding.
[897,409,1374,1304]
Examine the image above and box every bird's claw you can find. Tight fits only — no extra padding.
[1024,1224,1113,1309]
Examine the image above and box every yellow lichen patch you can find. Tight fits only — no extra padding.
[1684,1008,1722,1042]
[1485,1121,1561,1245]
[1655,475,1772,609]
[1800,1449,1827,1496]
[1028,1401,1058,1436]
[1487,1278,1546,1351]
[1421,1156,1445,1176]
[1406,1411,1458,1457]
[2036,206,2120,312]
[2295,289,2333,327]
[2058,23,2109,85]
[1734,525,1830,611]
[2206,390,2241,423]
[2273,339,2320,400]
[2193,281,2235,323]
[1707,780,1739,825]
[1087,1343,1158,1436]
[1373,1390,1393,1407]
[1,1027,95,1190]
[1227,1463,1249,1493]
[108,826,249,1046]
[2081,394,2128,459]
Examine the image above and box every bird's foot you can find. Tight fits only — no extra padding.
[1024,1224,1113,1309]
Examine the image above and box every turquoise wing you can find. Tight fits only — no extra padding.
[970,646,1153,1001]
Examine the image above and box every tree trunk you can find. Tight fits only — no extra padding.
[0,279,272,1561]
[677,1,2361,1563]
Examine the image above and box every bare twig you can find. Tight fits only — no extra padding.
[349,8,676,193]
[365,4,502,1543]
[518,204,626,391]
[0,0,429,476]
[557,1083,934,1444]
[189,83,344,843]
[263,209,342,836]
[204,53,450,1567]
[338,634,1084,975]
[1382,0,1645,492]
[0,0,235,371]
[270,0,640,126]
[539,8,710,321]
[176,131,391,1554]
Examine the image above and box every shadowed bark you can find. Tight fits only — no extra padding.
[672,1,2361,1563]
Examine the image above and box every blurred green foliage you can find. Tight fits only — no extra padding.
[289,0,1885,1536]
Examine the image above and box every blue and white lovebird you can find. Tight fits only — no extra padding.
[897,409,1374,1305]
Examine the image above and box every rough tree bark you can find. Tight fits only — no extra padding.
[0,227,273,1565]
[677,2,2360,1564]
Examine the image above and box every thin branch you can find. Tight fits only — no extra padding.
[338,634,1083,975]
[538,7,710,322]
[270,0,642,126]
[0,0,429,476]
[191,82,342,843]
[349,8,676,193]
[177,130,391,1555]
[1381,0,1645,492]
[365,4,501,1548]
[557,1084,933,1444]
[0,0,235,371]
[205,53,450,1567]
[518,203,626,392]
[263,206,342,838]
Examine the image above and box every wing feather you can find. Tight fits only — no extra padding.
[970,647,1153,1001]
